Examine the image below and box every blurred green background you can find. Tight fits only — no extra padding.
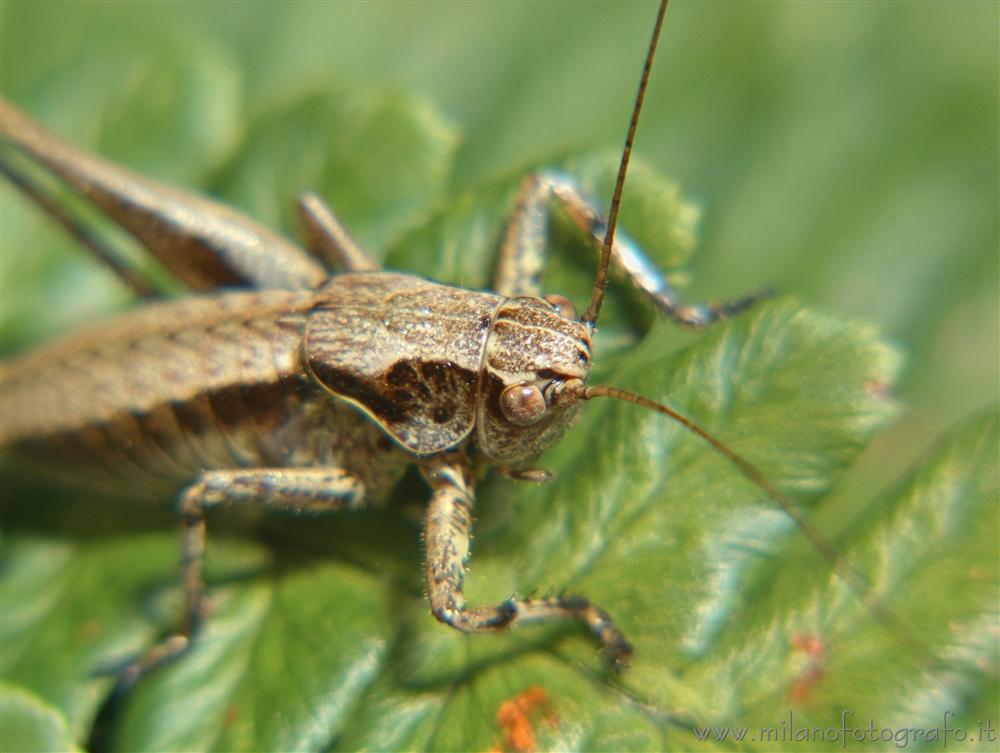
[1,1,996,750]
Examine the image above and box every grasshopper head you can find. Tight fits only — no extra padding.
[476,295,592,465]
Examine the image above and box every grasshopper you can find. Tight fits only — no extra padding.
[0,0,886,690]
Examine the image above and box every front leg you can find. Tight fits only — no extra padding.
[421,457,632,672]
[495,170,771,327]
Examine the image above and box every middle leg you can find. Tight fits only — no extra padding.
[118,466,365,688]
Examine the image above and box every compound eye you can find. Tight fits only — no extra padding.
[543,294,577,320]
[498,383,547,426]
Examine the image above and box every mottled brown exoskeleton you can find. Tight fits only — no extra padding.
[1,0,821,687]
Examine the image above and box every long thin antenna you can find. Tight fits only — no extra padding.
[575,383,925,656]
[581,0,668,326]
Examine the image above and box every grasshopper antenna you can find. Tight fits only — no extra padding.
[582,0,668,327]
[572,0,925,666]
[570,382,927,657]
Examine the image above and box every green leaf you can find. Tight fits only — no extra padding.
[672,408,999,749]
[0,682,81,753]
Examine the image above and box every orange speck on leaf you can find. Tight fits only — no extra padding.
[489,686,558,753]
[790,633,825,660]
[788,633,826,703]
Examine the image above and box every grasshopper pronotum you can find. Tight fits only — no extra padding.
[1,0,912,716]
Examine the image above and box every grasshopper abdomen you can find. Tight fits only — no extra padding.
[1,284,410,497]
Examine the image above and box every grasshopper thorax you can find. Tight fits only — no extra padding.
[476,295,592,465]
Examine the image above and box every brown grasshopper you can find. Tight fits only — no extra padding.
[1,0,883,689]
